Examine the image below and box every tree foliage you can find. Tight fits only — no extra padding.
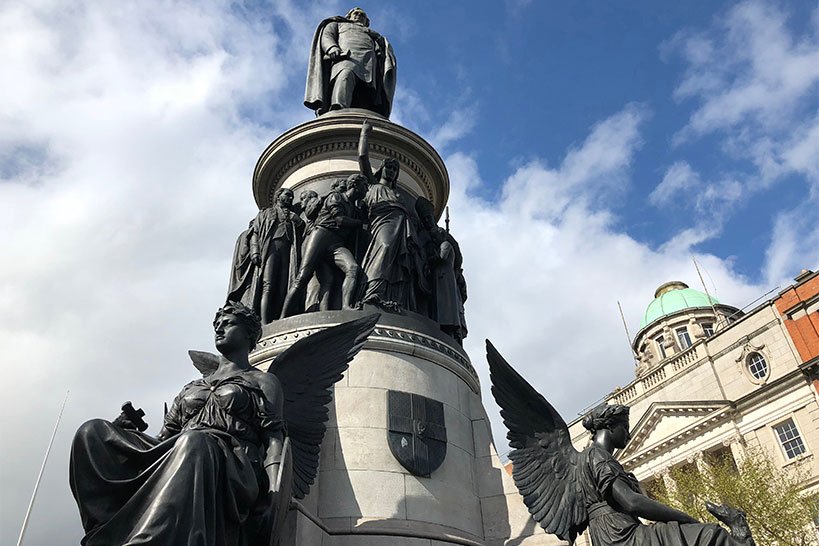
[647,448,818,546]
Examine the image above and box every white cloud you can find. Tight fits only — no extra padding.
[763,205,819,285]
[665,0,819,197]
[671,1,819,142]
[427,106,478,151]
[500,103,647,221]
[0,0,332,542]
[656,0,819,267]
[649,161,701,207]
[444,107,766,460]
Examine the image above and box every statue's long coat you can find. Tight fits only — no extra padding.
[303,16,396,117]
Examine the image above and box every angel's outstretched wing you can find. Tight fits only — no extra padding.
[269,314,379,499]
[486,340,588,543]
[188,350,220,377]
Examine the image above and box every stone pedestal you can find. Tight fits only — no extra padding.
[248,112,562,545]
[251,310,562,546]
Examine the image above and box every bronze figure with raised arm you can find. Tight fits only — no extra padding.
[356,120,415,311]
[486,340,756,546]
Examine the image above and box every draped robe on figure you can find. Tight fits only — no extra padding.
[70,371,283,546]
[581,445,740,546]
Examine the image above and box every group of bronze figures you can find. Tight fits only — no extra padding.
[68,7,758,546]
[227,120,468,344]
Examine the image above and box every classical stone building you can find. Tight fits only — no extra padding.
[567,269,819,544]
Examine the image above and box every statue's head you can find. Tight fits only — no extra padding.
[414,197,436,230]
[345,173,367,198]
[380,157,400,187]
[331,178,347,192]
[274,187,295,208]
[299,189,318,205]
[582,404,631,448]
[213,301,262,354]
[346,7,369,27]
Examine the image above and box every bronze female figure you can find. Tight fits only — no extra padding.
[70,301,377,545]
[487,341,755,546]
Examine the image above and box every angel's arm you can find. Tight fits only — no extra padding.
[255,373,286,490]
[156,389,186,441]
[358,121,375,184]
[610,480,698,524]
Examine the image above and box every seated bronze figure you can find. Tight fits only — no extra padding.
[70,301,377,545]
[487,341,755,546]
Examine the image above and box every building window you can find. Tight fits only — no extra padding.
[774,419,807,460]
[676,327,692,349]
[656,336,667,359]
[746,352,769,381]
[702,323,714,337]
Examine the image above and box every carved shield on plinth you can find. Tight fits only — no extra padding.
[387,390,447,477]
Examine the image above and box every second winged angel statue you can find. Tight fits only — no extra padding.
[70,301,378,546]
[486,340,756,546]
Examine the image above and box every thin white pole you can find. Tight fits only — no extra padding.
[17,390,69,546]
[692,256,722,330]
[617,300,637,359]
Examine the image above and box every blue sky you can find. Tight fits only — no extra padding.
[374,0,818,281]
[0,0,817,542]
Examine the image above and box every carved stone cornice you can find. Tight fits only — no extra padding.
[249,309,479,393]
[619,402,735,466]
[252,110,450,219]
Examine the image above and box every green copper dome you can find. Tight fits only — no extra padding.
[639,281,719,329]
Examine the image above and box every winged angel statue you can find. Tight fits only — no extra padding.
[70,301,378,546]
[486,341,756,546]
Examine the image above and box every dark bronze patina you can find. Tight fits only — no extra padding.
[387,390,447,477]
[304,8,396,117]
[229,120,469,344]
[70,301,378,545]
[487,340,756,546]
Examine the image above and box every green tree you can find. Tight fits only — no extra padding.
[646,448,818,546]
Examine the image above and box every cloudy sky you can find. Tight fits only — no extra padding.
[1,0,817,542]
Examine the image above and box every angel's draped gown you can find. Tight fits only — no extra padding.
[70,371,284,546]
[581,445,743,546]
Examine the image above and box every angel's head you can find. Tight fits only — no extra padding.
[213,301,262,354]
[582,404,631,449]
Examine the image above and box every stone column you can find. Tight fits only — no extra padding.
[252,311,562,545]
[247,111,562,545]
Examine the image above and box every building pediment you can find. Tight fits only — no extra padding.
[619,401,733,461]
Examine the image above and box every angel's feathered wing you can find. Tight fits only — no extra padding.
[486,340,588,543]
[269,314,379,499]
[188,350,220,377]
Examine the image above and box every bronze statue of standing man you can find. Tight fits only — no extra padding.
[304,7,397,118]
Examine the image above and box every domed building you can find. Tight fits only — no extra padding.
[566,269,819,545]
[633,281,742,377]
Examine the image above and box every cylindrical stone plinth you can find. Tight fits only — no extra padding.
[253,109,450,220]
[244,113,559,545]
[250,310,486,545]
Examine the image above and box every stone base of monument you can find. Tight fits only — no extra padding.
[251,311,564,546]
